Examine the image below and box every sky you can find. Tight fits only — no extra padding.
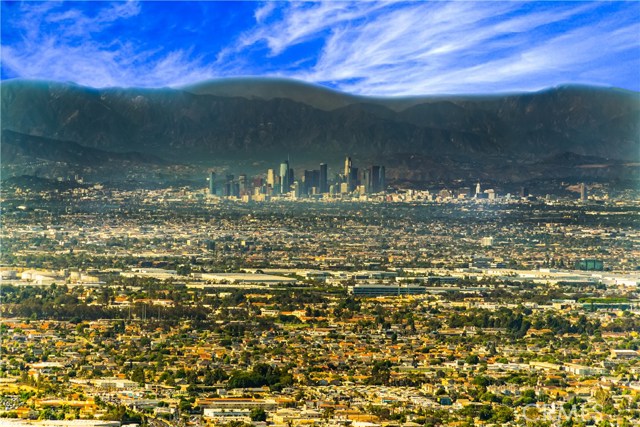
[1,1,639,96]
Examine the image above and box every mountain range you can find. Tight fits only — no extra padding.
[1,77,639,184]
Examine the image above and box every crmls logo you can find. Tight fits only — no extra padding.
[520,403,604,424]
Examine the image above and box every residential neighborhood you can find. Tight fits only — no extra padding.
[1,184,639,426]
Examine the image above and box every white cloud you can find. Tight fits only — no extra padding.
[217,1,391,62]
[254,1,277,24]
[1,1,221,88]
[2,1,638,95]
[225,1,639,95]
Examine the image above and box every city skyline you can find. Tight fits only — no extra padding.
[2,1,639,95]
[209,156,386,199]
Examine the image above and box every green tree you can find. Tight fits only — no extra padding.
[465,354,480,365]
[250,408,267,422]
[130,366,145,385]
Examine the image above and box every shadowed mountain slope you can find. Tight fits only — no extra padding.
[1,78,638,182]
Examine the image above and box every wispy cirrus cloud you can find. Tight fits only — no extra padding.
[240,1,391,56]
[1,1,223,88]
[1,1,638,95]
[253,1,277,24]
[224,1,639,95]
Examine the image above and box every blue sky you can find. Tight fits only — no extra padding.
[2,1,639,96]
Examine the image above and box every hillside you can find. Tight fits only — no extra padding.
[1,78,638,182]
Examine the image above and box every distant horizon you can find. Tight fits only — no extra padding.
[3,75,638,99]
[2,1,639,96]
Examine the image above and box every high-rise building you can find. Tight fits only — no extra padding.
[293,181,301,199]
[475,182,481,196]
[319,163,328,193]
[369,166,378,193]
[369,165,387,193]
[303,170,312,195]
[238,174,247,195]
[344,157,354,192]
[224,175,234,197]
[349,167,358,192]
[344,156,352,177]
[279,161,290,194]
[267,169,275,187]
[362,169,371,193]
[303,169,320,195]
[208,172,216,195]
[580,183,587,201]
[379,166,386,193]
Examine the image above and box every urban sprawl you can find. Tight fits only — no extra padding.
[1,157,639,427]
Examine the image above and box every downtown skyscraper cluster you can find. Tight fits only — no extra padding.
[208,157,385,200]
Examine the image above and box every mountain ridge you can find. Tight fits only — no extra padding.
[1,77,639,183]
[180,76,637,112]
[1,129,165,165]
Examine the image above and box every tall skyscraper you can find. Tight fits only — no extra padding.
[370,166,381,193]
[208,172,216,195]
[349,167,358,192]
[224,175,234,197]
[238,174,247,195]
[303,170,312,195]
[580,183,587,201]
[267,169,275,187]
[319,163,328,193]
[303,169,320,195]
[344,156,354,192]
[379,166,386,193]
[293,181,301,199]
[344,156,352,178]
[362,169,371,193]
[279,161,290,194]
